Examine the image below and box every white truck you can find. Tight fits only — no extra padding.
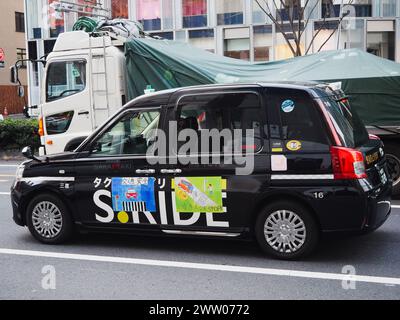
[11,30,132,155]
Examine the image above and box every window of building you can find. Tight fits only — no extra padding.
[253,25,273,61]
[253,0,265,24]
[217,0,244,25]
[26,1,39,39]
[224,38,250,60]
[90,111,160,156]
[188,29,215,52]
[312,20,340,52]
[381,0,397,17]
[182,0,208,28]
[275,23,305,60]
[162,0,174,29]
[322,0,372,18]
[48,0,65,37]
[46,60,86,102]
[16,48,27,68]
[271,88,330,152]
[112,0,129,18]
[367,31,395,61]
[137,0,161,31]
[15,12,25,33]
[177,93,263,154]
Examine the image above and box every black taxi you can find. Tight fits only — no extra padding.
[10,83,392,260]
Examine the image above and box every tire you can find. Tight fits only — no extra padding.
[255,201,319,260]
[26,193,73,244]
[384,141,400,196]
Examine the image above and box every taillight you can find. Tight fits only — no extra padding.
[330,146,367,180]
[38,117,44,137]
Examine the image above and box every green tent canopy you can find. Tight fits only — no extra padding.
[125,38,400,126]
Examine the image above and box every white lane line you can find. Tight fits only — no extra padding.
[0,175,14,177]
[0,165,19,167]
[391,205,400,209]
[0,192,10,195]
[0,248,399,286]
[0,180,9,183]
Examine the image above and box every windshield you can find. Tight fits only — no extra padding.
[321,96,369,148]
[46,60,86,102]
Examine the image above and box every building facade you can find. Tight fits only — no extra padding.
[25,0,400,107]
[0,0,27,114]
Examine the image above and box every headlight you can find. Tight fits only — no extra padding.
[15,165,25,182]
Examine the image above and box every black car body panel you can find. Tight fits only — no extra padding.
[11,82,392,242]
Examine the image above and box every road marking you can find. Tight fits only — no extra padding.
[0,165,19,167]
[0,248,399,286]
[0,180,9,183]
[0,175,14,177]
[391,205,400,209]
[0,192,10,195]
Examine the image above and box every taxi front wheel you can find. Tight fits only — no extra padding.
[26,193,73,244]
[255,201,319,260]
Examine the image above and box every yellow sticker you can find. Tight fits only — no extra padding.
[117,211,129,224]
[272,148,283,153]
[286,140,302,151]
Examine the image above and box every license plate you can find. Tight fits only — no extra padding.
[379,168,388,185]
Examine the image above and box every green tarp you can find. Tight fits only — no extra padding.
[125,38,400,126]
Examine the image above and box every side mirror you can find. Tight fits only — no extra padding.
[17,85,25,98]
[22,146,41,162]
[10,65,18,84]
[22,146,34,159]
[23,106,31,118]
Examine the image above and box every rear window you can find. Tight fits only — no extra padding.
[321,96,369,148]
[271,88,330,152]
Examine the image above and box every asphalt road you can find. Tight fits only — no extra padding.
[0,161,400,300]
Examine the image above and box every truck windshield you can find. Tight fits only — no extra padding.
[321,96,369,148]
[46,60,86,102]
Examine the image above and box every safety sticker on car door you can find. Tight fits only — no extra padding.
[172,177,225,213]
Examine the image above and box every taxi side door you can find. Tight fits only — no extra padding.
[158,86,271,236]
[72,105,168,232]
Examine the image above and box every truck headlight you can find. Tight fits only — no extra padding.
[15,165,25,182]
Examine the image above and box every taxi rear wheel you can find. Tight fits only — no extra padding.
[255,201,319,260]
[26,193,73,244]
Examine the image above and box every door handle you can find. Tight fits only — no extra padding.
[135,169,156,174]
[161,169,182,174]
[78,111,90,115]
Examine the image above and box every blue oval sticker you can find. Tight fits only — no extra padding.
[281,99,295,113]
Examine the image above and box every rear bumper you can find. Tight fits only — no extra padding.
[363,184,392,231]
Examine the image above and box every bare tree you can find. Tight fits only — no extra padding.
[255,0,354,57]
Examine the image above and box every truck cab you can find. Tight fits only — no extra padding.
[39,31,127,155]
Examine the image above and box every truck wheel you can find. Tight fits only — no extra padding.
[26,193,73,244]
[384,142,400,196]
[255,201,319,260]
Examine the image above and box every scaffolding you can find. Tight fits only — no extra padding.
[50,0,111,19]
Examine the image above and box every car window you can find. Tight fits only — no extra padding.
[271,88,330,152]
[321,96,369,148]
[46,60,86,102]
[176,92,264,154]
[90,110,160,157]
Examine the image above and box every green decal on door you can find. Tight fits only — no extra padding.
[172,177,226,213]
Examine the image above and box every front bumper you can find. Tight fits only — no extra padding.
[11,183,25,226]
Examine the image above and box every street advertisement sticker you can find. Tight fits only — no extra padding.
[173,177,225,213]
[112,177,156,212]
